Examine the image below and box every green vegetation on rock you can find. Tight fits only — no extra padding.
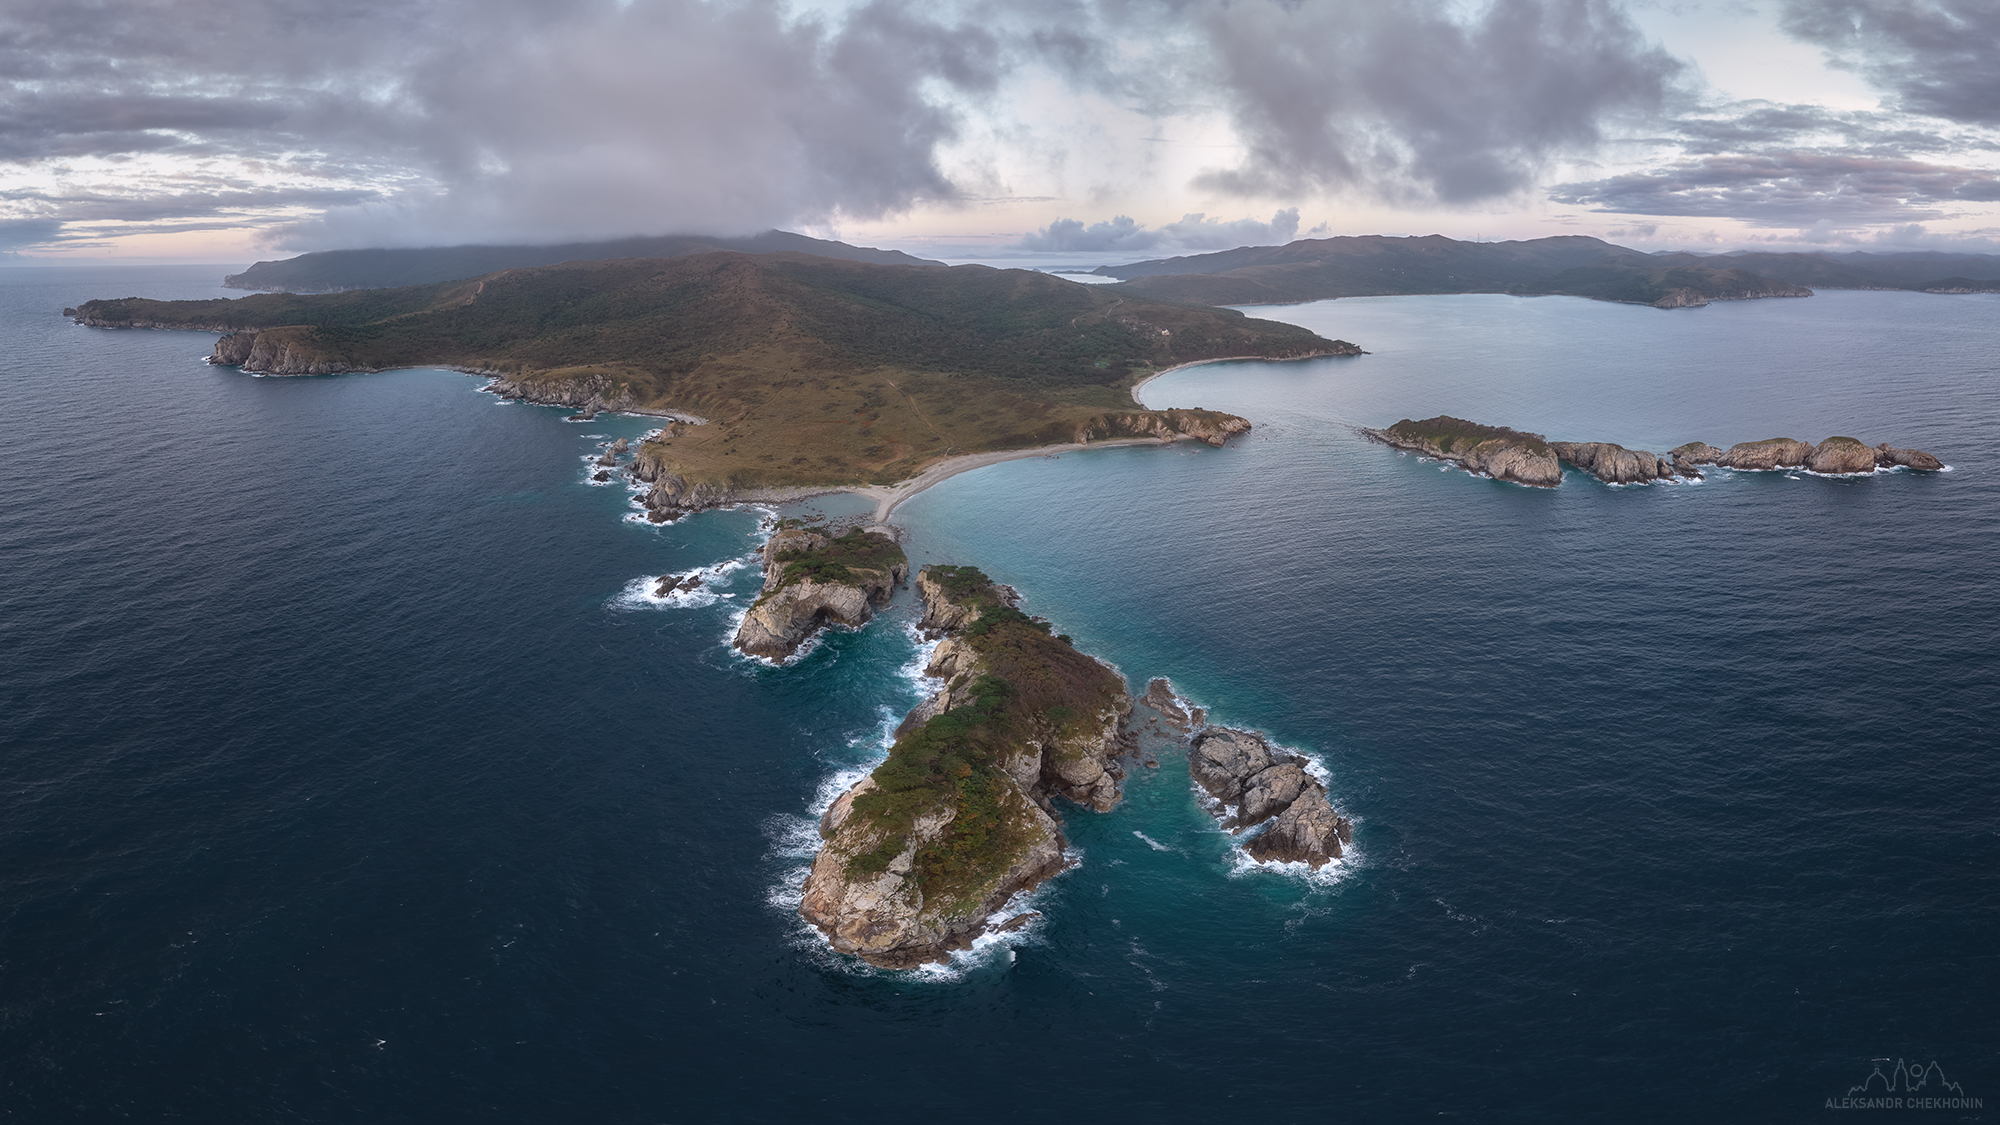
[843,566,1123,900]
[767,528,905,597]
[1387,415,1551,455]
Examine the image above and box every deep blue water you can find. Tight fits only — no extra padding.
[2,269,1995,1122]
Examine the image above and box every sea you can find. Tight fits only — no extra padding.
[2,265,1994,1123]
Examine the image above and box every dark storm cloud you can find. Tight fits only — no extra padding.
[1549,151,2000,225]
[0,0,1002,249]
[1779,0,2000,127]
[1017,208,1300,252]
[13,0,1979,250]
[1181,0,1682,203]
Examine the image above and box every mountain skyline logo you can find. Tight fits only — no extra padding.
[1827,1058,1980,1112]
[1849,1059,1964,1098]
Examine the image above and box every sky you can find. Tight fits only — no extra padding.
[2,0,1996,265]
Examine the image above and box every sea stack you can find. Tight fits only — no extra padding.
[732,525,907,661]
[1188,728,1350,868]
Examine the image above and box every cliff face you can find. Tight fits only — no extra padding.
[1189,728,1351,867]
[1714,438,1814,470]
[1070,408,1253,447]
[1366,416,1563,488]
[1550,441,1678,484]
[732,527,908,661]
[485,370,640,415]
[207,328,363,375]
[1875,444,1944,471]
[799,565,1132,967]
[628,437,731,522]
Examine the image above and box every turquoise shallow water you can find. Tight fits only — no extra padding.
[1,270,1994,1121]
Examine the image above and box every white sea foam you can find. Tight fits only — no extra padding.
[609,555,755,611]
[762,829,1065,980]
[579,455,624,486]
[1132,831,1173,852]
[1226,835,1362,888]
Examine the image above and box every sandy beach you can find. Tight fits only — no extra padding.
[847,437,1173,522]
[1125,355,1271,405]
[846,353,1334,523]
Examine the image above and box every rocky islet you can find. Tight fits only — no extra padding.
[731,524,908,662]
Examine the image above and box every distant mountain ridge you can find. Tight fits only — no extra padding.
[1090,234,2000,308]
[223,230,941,292]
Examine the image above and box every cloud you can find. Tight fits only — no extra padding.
[1668,101,1984,157]
[1183,0,1683,203]
[1778,0,2000,127]
[7,0,1985,253]
[0,0,1005,250]
[1017,208,1301,253]
[1549,151,2000,226]
[1018,215,1158,253]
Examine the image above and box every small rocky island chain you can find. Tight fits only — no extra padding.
[1366,416,1943,487]
[796,565,1349,967]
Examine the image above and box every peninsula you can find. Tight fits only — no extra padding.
[69,251,1356,516]
[1366,415,1943,485]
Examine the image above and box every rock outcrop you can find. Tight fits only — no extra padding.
[1714,438,1813,470]
[206,328,364,375]
[1550,441,1678,484]
[799,565,1133,967]
[1670,442,1722,478]
[628,441,734,522]
[1070,408,1253,447]
[654,572,703,597]
[1804,436,1879,475]
[1188,728,1350,868]
[1874,443,1944,471]
[1670,436,1941,475]
[732,526,907,661]
[1365,416,1563,488]
[1652,287,1711,309]
[485,370,640,415]
[1383,418,1947,491]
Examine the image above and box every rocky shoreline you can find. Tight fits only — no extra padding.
[1368,415,1944,487]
